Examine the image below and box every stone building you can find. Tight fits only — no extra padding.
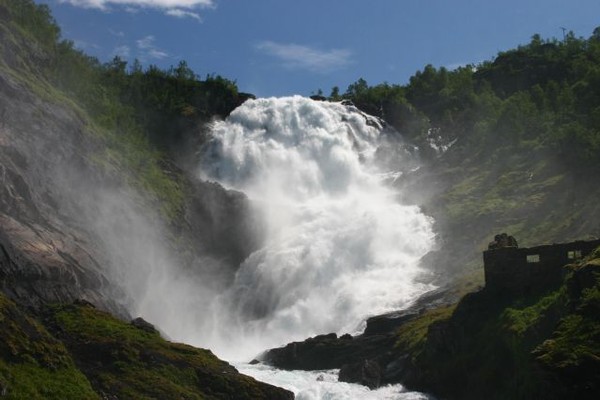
[483,234,600,294]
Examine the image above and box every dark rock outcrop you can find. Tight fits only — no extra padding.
[487,232,518,250]
[364,312,419,336]
[130,317,158,334]
[339,359,382,389]
[260,287,455,389]
[260,332,396,374]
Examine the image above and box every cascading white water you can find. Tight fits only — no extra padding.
[71,95,435,398]
[198,96,435,361]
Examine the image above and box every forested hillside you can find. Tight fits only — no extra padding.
[4,0,599,291]
[334,30,600,280]
[337,30,600,165]
[2,0,248,215]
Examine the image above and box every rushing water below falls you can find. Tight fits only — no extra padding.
[236,363,433,400]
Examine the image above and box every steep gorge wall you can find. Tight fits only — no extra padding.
[0,15,259,317]
[0,65,123,312]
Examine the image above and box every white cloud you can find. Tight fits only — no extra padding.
[60,0,214,20]
[60,0,215,10]
[256,41,352,73]
[445,61,481,71]
[108,28,125,37]
[113,45,131,57]
[166,8,202,21]
[445,62,467,71]
[136,35,155,49]
[72,39,100,50]
[148,48,169,59]
[136,35,169,60]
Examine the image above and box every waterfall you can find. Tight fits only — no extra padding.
[197,96,435,360]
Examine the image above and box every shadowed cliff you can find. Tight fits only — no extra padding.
[0,1,291,398]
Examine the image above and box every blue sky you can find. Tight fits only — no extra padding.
[46,0,600,97]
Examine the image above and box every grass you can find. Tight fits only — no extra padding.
[395,304,457,354]
[0,12,184,222]
[0,295,99,400]
[0,362,99,400]
[501,287,567,336]
[1,296,290,399]
[533,258,600,372]
[98,127,184,221]
[47,302,288,400]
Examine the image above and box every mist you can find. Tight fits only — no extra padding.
[44,96,437,364]
[197,96,436,360]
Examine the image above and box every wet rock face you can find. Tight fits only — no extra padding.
[183,179,265,279]
[260,331,399,388]
[0,214,115,312]
[130,317,158,334]
[339,359,382,389]
[0,58,260,313]
[0,70,125,315]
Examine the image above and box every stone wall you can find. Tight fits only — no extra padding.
[483,239,600,294]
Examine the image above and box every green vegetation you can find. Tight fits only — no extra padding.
[330,28,600,277]
[502,287,568,335]
[0,295,99,400]
[395,304,456,354]
[1,2,598,398]
[45,302,288,400]
[0,0,249,221]
[394,247,600,399]
[0,295,290,399]
[533,261,600,384]
[336,29,600,168]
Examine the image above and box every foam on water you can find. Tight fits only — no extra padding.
[236,363,433,400]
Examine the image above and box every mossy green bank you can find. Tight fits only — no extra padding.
[0,295,292,399]
[393,247,600,399]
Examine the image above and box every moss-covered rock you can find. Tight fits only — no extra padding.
[42,301,293,400]
[395,247,600,400]
[0,295,293,399]
[0,294,99,399]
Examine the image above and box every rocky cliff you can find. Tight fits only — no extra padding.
[0,62,124,313]
[0,2,289,398]
[0,57,259,316]
[0,0,264,313]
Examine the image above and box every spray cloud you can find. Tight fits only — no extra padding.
[198,96,435,360]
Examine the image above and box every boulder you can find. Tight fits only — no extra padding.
[260,331,396,371]
[130,317,158,334]
[339,359,382,389]
[488,233,518,250]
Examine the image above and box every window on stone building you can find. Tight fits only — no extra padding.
[567,250,582,259]
[527,254,540,263]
